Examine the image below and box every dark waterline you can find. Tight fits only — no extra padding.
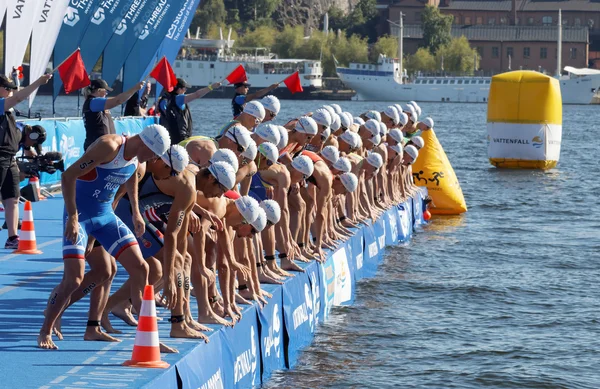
[25,96,600,388]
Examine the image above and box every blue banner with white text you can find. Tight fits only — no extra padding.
[258,287,285,382]
[398,202,413,243]
[176,330,232,389]
[101,0,160,87]
[53,0,100,99]
[122,0,186,91]
[349,227,365,281]
[362,221,380,278]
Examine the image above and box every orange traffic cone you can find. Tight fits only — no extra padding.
[123,285,169,368]
[13,201,42,254]
[28,176,46,200]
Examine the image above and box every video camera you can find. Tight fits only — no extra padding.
[16,152,65,178]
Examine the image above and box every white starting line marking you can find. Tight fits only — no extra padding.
[0,264,64,296]
[0,238,62,262]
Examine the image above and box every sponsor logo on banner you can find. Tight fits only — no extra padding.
[233,326,258,385]
[305,283,315,332]
[333,249,352,305]
[532,136,543,149]
[115,19,127,34]
[64,6,80,25]
[60,134,81,161]
[166,0,193,40]
[308,269,320,326]
[492,137,530,145]
[200,368,224,389]
[263,304,281,358]
[356,252,363,269]
[368,242,378,258]
[389,211,398,239]
[139,0,169,40]
[400,206,410,236]
[91,7,105,24]
[378,232,385,249]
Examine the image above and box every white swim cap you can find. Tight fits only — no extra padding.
[409,101,422,116]
[312,108,332,128]
[321,127,331,140]
[379,122,388,137]
[339,172,358,193]
[390,144,403,155]
[411,136,425,150]
[291,155,314,177]
[261,95,280,115]
[295,116,318,135]
[422,117,434,129]
[364,119,380,136]
[384,106,400,125]
[353,117,365,126]
[365,110,381,122]
[140,124,171,156]
[255,123,281,145]
[225,125,253,150]
[369,134,381,146]
[210,148,239,172]
[333,156,352,173]
[161,145,189,173]
[330,104,342,114]
[241,140,258,160]
[393,104,403,114]
[339,112,352,129]
[321,105,336,117]
[208,161,237,190]
[407,106,418,122]
[235,196,260,224]
[389,128,404,144]
[260,199,281,225]
[321,145,340,164]
[251,208,267,232]
[404,144,419,163]
[398,112,408,126]
[258,142,279,164]
[366,151,383,169]
[243,100,266,121]
[276,126,288,151]
[330,113,341,131]
[339,131,360,149]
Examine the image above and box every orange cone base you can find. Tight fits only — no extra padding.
[13,249,42,254]
[123,359,170,369]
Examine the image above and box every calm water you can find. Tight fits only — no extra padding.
[23,95,600,388]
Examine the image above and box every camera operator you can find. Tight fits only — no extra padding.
[16,124,46,180]
[0,73,52,249]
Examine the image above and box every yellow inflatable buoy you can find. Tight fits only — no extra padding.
[487,71,562,169]
[411,129,467,215]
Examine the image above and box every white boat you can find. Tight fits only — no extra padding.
[173,34,323,99]
[336,57,600,105]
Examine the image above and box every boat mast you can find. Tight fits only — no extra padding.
[388,15,404,84]
[557,9,562,77]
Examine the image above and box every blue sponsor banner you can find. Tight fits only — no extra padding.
[258,286,285,382]
[101,0,161,87]
[397,202,413,242]
[385,206,399,246]
[177,330,232,389]
[122,0,185,91]
[149,0,199,97]
[55,120,85,171]
[221,305,261,388]
[332,244,354,306]
[79,0,135,74]
[362,221,380,278]
[304,262,323,328]
[348,227,365,281]
[53,0,100,99]
[413,191,424,228]
[319,257,335,321]
[282,270,316,368]
[374,216,387,252]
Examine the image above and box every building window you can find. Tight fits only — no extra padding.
[523,47,530,58]
[477,47,484,58]
[515,17,520,25]
[492,47,499,58]
[575,18,581,26]
[476,16,483,25]
[454,15,461,24]
[500,17,507,24]
[186,63,192,68]
[415,12,421,22]
[488,17,496,25]
[465,16,471,24]
[542,16,552,26]
[541,47,548,59]
[527,17,534,25]
[175,62,181,68]
[570,48,577,59]
[507,47,514,58]
[563,18,568,26]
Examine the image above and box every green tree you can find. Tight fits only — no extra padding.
[235,25,278,48]
[192,0,226,36]
[346,0,379,42]
[271,25,305,58]
[405,47,436,74]
[421,4,453,53]
[369,35,399,62]
[435,36,479,74]
[327,6,347,31]
[239,0,281,22]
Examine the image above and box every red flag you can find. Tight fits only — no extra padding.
[150,57,177,92]
[283,71,303,94]
[57,49,90,94]
[226,64,247,84]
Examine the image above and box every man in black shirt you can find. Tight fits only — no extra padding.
[124,82,151,116]
[231,81,279,118]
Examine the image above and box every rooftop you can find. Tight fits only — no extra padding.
[394,24,589,42]
[438,0,600,12]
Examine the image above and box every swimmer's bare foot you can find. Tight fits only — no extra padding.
[235,293,252,305]
[37,333,58,350]
[224,305,240,324]
[261,290,273,299]
[53,315,63,340]
[155,294,167,308]
[84,326,121,342]
[111,304,138,327]
[186,318,212,332]
[259,269,284,284]
[212,301,225,317]
[160,342,178,353]
[197,309,234,327]
[232,303,243,318]
[281,258,305,273]
[101,311,122,334]
[266,261,294,277]
[241,289,267,307]
[170,323,209,343]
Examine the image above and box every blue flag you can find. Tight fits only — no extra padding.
[121,0,186,92]
[101,0,161,88]
[79,0,136,74]
[52,0,100,100]
[150,0,200,97]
